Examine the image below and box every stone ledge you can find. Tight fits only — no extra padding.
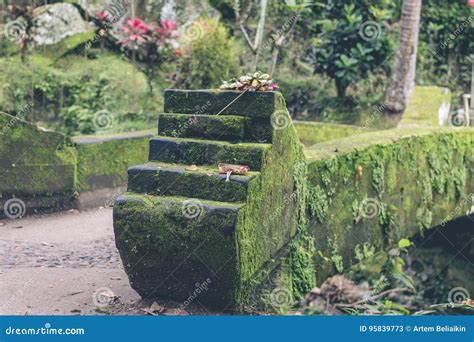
[164,89,279,118]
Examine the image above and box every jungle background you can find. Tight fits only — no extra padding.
[0,0,472,135]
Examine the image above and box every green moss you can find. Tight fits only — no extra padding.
[0,112,76,199]
[371,158,385,196]
[149,137,270,170]
[40,30,96,61]
[305,127,473,282]
[354,242,376,262]
[127,162,256,202]
[0,51,160,127]
[234,94,310,305]
[75,134,151,192]
[164,89,278,118]
[294,121,372,147]
[400,86,451,127]
[307,185,329,223]
[114,193,242,306]
[158,113,246,141]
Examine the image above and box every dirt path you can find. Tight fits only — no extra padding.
[0,208,222,315]
[0,208,145,315]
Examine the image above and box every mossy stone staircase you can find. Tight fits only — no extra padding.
[114,90,305,309]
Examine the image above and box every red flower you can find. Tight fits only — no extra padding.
[97,10,109,22]
[161,19,177,31]
[152,25,167,37]
[126,18,149,34]
[153,20,178,37]
[121,18,149,46]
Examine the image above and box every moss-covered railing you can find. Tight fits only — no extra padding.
[303,127,473,284]
[112,89,473,311]
[0,113,76,211]
[0,111,152,212]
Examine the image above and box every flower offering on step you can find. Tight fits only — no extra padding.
[219,71,279,92]
[218,163,250,182]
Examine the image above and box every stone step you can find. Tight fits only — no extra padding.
[148,136,270,170]
[114,193,244,306]
[158,113,246,141]
[159,113,272,143]
[164,89,279,118]
[128,162,258,202]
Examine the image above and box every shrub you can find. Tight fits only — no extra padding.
[275,71,334,120]
[306,1,397,97]
[417,0,473,94]
[176,18,241,89]
[0,51,160,135]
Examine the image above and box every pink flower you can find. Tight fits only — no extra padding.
[152,25,167,37]
[126,18,149,34]
[271,83,279,90]
[97,10,109,22]
[161,20,177,31]
[153,20,178,37]
[120,18,149,46]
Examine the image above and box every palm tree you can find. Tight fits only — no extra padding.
[384,0,422,119]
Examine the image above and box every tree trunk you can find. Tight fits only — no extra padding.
[235,0,268,72]
[251,0,267,71]
[335,78,347,98]
[384,0,422,117]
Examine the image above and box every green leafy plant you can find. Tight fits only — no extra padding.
[307,1,396,97]
[416,0,473,96]
[176,19,241,89]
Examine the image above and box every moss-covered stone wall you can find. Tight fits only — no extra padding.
[294,121,372,147]
[73,131,154,193]
[0,112,77,211]
[0,111,153,212]
[304,127,474,283]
